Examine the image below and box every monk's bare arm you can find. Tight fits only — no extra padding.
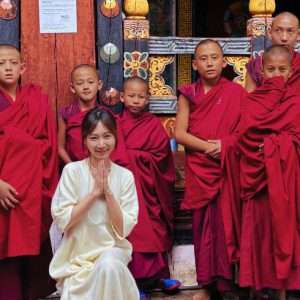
[174,95,211,152]
[58,116,72,164]
[245,71,257,93]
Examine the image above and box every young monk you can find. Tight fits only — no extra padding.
[175,39,245,300]
[239,45,300,300]
[246,11,300,92]
[116,76,180,297]
[0,45,58,299]
[58,64,103,163]
[50,107,139,300]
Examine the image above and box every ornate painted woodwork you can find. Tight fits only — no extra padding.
[0,0,19,47]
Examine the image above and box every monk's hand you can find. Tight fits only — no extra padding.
[205,139,221,159]
[0,179,19,210]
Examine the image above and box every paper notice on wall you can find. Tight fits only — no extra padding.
[39,0,77,33]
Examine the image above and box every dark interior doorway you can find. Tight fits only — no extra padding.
[275,1,300,18]
[192,0,249,37]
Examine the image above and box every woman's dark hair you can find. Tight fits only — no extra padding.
[82,107,117,143]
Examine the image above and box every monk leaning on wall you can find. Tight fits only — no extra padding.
[0,44,58,300]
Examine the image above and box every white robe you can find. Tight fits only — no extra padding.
[49,159,139,300]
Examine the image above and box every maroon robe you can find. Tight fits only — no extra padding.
[0,85,58,299]
[114,109,175,279]
[178,78,244,288]
[239,77,300,290]
[60,100,88,161]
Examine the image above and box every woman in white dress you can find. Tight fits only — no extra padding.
[49,107,140,300]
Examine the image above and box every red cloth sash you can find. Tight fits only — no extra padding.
[178,78,245,262]
[239,77,300,279]
[114,110,175,252]
[0,85,58,259]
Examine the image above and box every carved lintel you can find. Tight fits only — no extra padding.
[247,16,273,37]
[124,19,149,40]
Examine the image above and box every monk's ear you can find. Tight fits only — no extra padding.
[20,62,26,75]
[70,84,76,94]
[192,59,198,71]
[222,58,227,69]
[98,80,103,91]
[120,92,125,103]
[267,27,273,40]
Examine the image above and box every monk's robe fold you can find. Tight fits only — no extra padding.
[0,85,58,259]
[60,100,88,161]
[239,76,300,289]
[178,78,244,265]
[115,109,175,253]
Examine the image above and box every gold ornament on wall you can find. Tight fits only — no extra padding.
[225,56,249,87]
[149,56,175,97]
[124,0,149,19]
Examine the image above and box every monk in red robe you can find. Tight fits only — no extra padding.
[58,64,103,163]
[0,45,58,300]
[239,45,300,300]
[175,39,245,300]
[245,12,300,92]
[114,76,178,295]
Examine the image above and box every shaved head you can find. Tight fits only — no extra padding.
[0,44,20,57]
[194,39,223,58]
[263,45,292,66]
[269,12,299,48]
[272,12,299,29]
[262,45,292,82]
[71,64,99,82]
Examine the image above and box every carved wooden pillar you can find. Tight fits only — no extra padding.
[96,0,123,112]
[0,0,19,48]
[247,0,276,57]
[123,0,149,80]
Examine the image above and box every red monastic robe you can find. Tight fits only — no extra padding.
[0,85,58,299]
[178,78,244,287]
[239,77,300,290]
[60,100,88,161]
[0,85,58,258]
[114,109,175,279]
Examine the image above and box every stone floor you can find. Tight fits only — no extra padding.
[43,290,210,300]
[42,290,300,300]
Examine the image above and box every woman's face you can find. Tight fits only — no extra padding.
[85,121,116,161]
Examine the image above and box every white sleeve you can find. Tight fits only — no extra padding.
[51,164,79,232]
[112,171,139,240]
